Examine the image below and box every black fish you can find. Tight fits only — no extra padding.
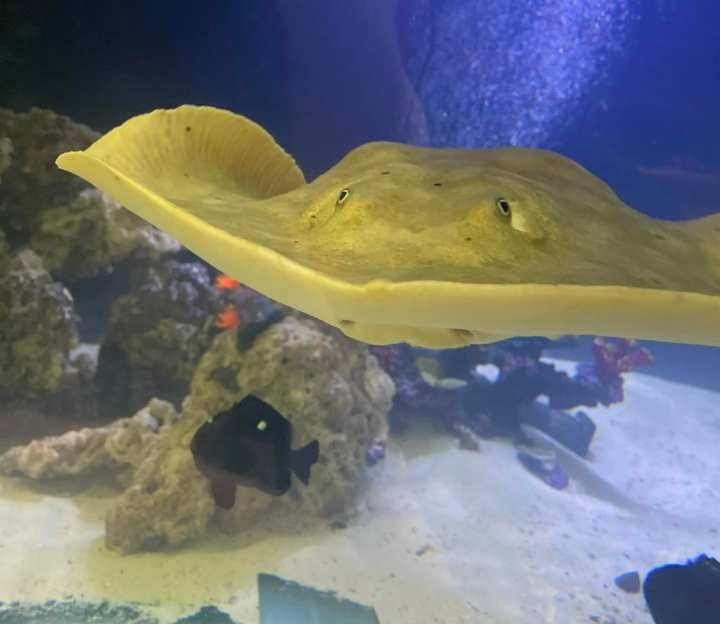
[190,395,320,509]
[643,554,720,624]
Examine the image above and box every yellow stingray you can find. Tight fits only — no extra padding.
[56,105,720,349]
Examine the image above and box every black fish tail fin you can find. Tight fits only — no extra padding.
[211,477,237,509]
[290,440,320,486]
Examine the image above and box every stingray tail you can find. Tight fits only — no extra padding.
[290,440,320,486]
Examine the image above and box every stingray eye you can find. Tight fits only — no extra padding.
[496,198,512,217]
[257,420,268,432]
[337,188,351,205]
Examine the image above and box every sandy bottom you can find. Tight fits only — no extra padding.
[1,361,719,624]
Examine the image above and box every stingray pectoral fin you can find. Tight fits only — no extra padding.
[56,105,305,200]
[680,212,720,274]
[210,476,238,510]
[290,440,320,486]
[55,106,308,308]
[338,320,510,348]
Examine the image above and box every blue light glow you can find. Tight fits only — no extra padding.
[405,0,632,147]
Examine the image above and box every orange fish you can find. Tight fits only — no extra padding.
[215,274,242,290]
[216,304,242,329]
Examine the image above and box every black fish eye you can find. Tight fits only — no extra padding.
[337,188,351,205]
[496,198,511,217]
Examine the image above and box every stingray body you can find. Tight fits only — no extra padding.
[56,106,720,349]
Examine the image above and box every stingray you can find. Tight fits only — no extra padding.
[55,105,720,349]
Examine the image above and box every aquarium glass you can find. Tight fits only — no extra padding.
[1,2,719,623]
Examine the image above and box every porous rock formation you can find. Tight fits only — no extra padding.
[0,315,395,553]
[107,315,394,552]
[0,248,77,397]
[0,398,178,480]
[0,107,178,281]
[95,259,224,418]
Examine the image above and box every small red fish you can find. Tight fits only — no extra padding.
[215,274,242,290]
[216,304,242,329]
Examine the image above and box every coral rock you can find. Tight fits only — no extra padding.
[188,315,395,521]
[30,189,179,281]
[0,108,178,279]
[95,260,222,417]
[0,398,178,479]
[0,249,77,396]
[105,446,215,553]
[2,314,394,553]
[0,107,98,233]
[113,313,397,543]
[0,137,12,181]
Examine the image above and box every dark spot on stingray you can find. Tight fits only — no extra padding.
[185,126,192,132]
[380,171,391,175]
[190,394,320,508]
[183,172,189,178]
[465,237,472,242]
[340,320,355,328]
[654,233,666,240]
[433,182,443,187]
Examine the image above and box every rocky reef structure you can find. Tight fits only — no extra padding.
[0,108,178,280]
[108,314,392,552]
[95,259,223,418]
[0,137,11,181]
[29,188,178,282]
[0,247,78,398]
[0,107,180,421]
[0,316,394,553]
[0,109,180,421]
[372,336,654,458]
[0,106,395,553]
[0,398,179,480]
